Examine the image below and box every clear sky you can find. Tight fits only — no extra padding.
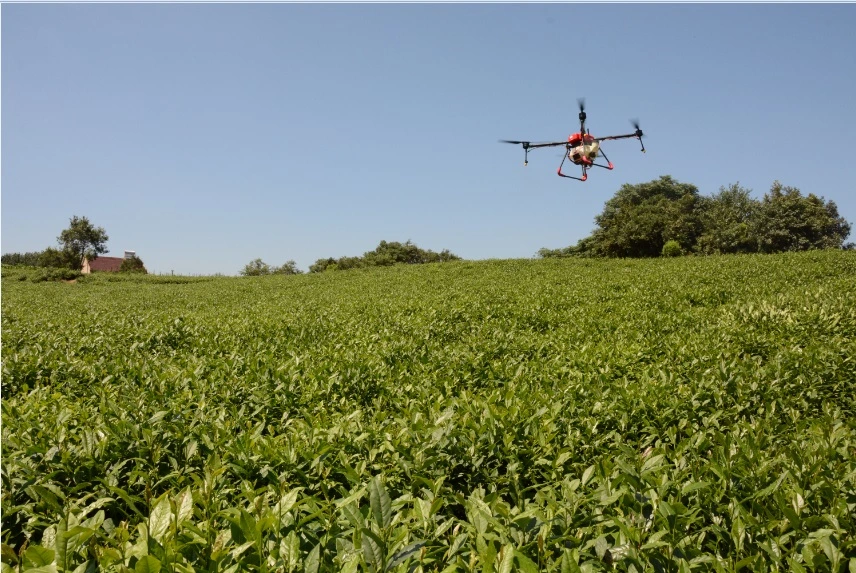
[3,3,855,275]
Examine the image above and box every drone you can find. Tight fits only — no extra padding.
[500,99,645,181]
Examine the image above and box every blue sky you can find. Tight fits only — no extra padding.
[3,3,855,275]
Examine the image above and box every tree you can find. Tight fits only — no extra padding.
[39,247,79,269]
[120,255,147,273]
[1,252,43,266]
[57,216,109,269]
[241,259,272,276]
[272,260,303,275]
[754,181,852,253]
[695,183,761,255]
[587,175,703,257]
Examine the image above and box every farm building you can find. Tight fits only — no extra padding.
[81,251,138,274]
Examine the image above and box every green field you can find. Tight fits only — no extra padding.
[2,251,855,572]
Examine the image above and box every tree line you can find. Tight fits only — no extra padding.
[241,240,461,276]
[539,176,852,259]
[308,240,461,273]
[1,215,148,274]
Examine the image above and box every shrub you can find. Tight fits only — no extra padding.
[662,240,682,257]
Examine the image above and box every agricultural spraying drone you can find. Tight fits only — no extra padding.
[500,99,646,181]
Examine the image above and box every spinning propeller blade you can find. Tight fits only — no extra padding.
[499,139,530,148]
[630,119,644,138]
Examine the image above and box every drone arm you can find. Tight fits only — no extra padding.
[594,133,637,142]
[596,132,645,153]
[527,141,573,149]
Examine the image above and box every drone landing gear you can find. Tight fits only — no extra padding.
[589,147,614,171]
[557,149,588,181]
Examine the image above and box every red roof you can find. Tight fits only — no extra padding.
[88,256,124,272]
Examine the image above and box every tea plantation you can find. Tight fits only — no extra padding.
[2,251,854,572]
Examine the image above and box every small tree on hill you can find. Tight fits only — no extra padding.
[57,216,109,270]
[241,259,272,276]
[272,260,303,275]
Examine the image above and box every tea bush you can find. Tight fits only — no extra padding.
[2,251,854,572]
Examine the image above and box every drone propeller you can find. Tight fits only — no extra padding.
[499,139,532,165]
[630,119,645,152]
[499,139,530,148]
[577,98,586,125]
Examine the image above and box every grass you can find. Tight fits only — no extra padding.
[2,251,855,572]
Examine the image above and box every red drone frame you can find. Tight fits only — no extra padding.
[500,99,645,181]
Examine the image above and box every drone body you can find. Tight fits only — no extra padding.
[501,99,645,181]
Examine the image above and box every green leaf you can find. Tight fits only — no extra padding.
[29,486,64,513]
[819,535,841,571]
[386,541,425,571]
[304,542,321,573]
[55,516,67,573]
[681,481,709,495]
[560,550,581,573]
[581,465,596,487]
[1,544,18,566]
[362,528,384,572]
[496,544,514,573]
[514,550,540,573]
[369,477,392,530]
[281,530,301,572]
[148,495,172,543]
[175,487,193,525]
[239,509,258,544]
[134,555,162,573]
[641,454,666,473]
[23,546,55,568]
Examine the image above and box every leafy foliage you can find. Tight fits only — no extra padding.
[661,240,682,257]
[755,181,852,253]
[242,259,304,276]
[544,177,852,258]
[310,240,461,273]
[2,251,855,571]
[1,249,81,270]
[696,183,761,255]
[0,252,43,266]
[56,215,110,269]
[587,175,703,257]
[120,255,148,274]
[0,265,82,283]
[241,258,273,276]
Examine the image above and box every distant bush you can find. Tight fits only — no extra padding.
[310,240,461,273]
[240,259,304,276]
[662,240,682,257]
[25,268,82,283]
[120,255,147,274]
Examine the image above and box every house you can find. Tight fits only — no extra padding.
[81,251,138,274]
